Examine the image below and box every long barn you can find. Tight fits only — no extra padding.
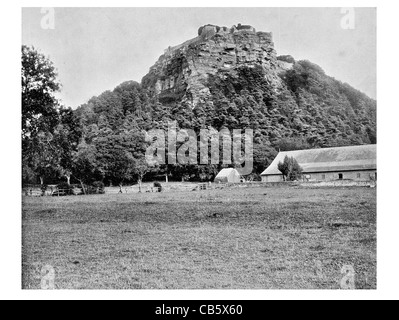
[261,144,377,183]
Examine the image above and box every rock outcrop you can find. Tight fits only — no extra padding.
[141,24,284,107]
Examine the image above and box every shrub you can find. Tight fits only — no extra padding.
[89,181,105,194]
[83,181,105,195]
[92,181,105,190]
[278,156,303,181]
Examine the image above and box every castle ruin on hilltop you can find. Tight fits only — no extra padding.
[164,24,259,55]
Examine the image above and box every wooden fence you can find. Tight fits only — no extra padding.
[23,187,84,197]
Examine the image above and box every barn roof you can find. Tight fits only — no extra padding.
[261,144,377,176]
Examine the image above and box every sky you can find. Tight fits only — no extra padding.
[22,7,376,109]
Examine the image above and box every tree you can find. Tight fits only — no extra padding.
[72,142,103,193]
[54,107,82,185]
[27,131,60,185]
[133,157,150,193]
[22,45,60,139]
[127,130,151,191]
[22,45,62,184]
[93,129,149,192]
[278,156,303,181]
[102,146,136,193]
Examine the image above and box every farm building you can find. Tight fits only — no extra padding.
[214,168,241,183]
[261,144,377,183]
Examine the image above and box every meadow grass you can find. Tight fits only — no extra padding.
[22,185,376,289]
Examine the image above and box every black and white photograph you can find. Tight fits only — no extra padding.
[20,6,378,291]
[1,0,399,301]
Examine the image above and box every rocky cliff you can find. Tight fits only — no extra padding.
[142,24,289,107]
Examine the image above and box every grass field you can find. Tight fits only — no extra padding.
[22,185,376,290]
